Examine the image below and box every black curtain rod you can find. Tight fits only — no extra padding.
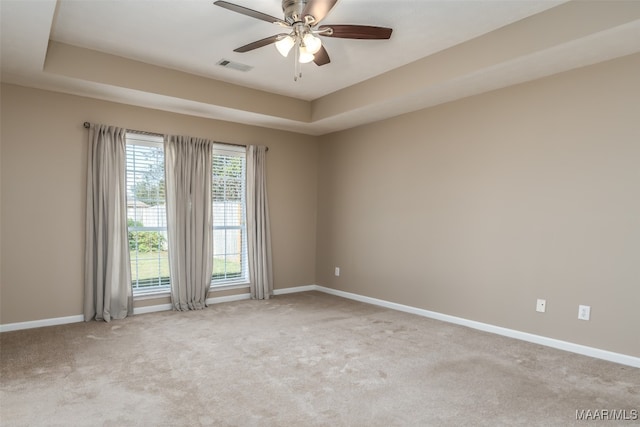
[83,122,266,151]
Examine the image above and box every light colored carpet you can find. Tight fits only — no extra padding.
[1,291,638,426]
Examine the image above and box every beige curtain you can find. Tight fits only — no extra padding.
[165,135,214,310]
[84,124,133,322]
[246,145,273,299]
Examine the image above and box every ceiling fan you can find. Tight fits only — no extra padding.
[214,0,393,79]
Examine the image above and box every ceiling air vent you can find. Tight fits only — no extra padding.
[216,59,253,72]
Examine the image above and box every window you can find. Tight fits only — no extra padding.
[126,135,248,295]
[211,145,249,286]
[125,133,169,295]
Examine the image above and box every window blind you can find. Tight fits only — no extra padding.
[212,145,249,285]
[125,133,170,294]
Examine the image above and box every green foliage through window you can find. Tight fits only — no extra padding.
[128,219,166,253]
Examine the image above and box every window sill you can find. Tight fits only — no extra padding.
[134,290,171,300]
[209,282,250,292]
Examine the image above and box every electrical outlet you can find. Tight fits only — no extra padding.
[578,305,591,320]
[536,299,546,313]
[334,267,340,277]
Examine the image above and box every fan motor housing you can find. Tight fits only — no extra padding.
[282,0,307,23]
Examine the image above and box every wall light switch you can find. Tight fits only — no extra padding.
[578,305,591,320]
[334,267,340,277]
[536,299,546,313]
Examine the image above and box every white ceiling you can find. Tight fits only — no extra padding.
[2,0,640,135]
[48,0,563,101]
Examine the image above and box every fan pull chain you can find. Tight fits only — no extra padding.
[294,42,301,81]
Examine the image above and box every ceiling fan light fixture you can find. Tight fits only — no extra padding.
[298,45,315,63]
[214,0,393,80]
[302,33,322,54]
[275,35,295,57]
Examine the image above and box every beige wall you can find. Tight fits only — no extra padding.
[316,54,640,356]
[0,84,318,324]
[2,54,639,357]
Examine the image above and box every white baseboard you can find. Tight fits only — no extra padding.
[206,293,251,305]
[3,284,638,367]
[133,304,173,315]
[0,315,85,332]
[134,293,251,315]
[1,293,252,331]
[273,285,317,295]
[306,285,640,368]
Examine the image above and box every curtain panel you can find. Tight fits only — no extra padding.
[84,124,133,322]
[246,145,273,300]
[165,135,214,310]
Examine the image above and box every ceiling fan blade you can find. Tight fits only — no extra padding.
[214,1,287,25]
[313,45,330,66]
[319,25,393,40]
[302,0,338,24]
[234,34,283,53]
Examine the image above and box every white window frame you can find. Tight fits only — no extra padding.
[211,144,249,288]
[125,134,249,296]
[125,133,170,296]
